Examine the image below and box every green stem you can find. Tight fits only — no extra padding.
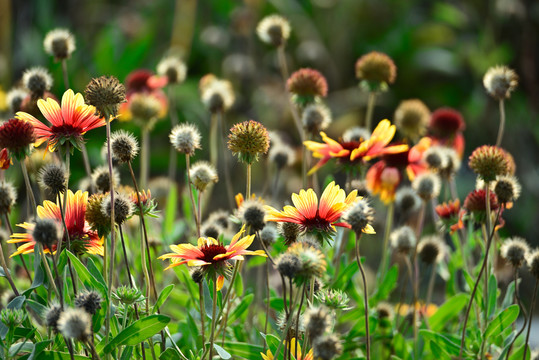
[209,276,218,360]
[105,116,115,345]
[140,127,149,189]
[523,279,538,360]
[199,283,206,351]
[365,92,377,131]
[379,202,394,280]
[355,232,370,360]
[185,154,200,237]
[0,237,19,296]
[246,163,252,199]
[39,245,61,305]
[496,99,505,147]
[425,263,436,309]
[20,160,37,217]
[277,46,303,139]
[273,282,303,360]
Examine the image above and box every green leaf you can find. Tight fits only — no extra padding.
[37,351,89,360]
[153,284,174,312]
[508,344,530,360]
[102,315,170,354]
[429,293,468,332]
[28,340,52,360]
[66,251,108,301]
[370,265,398,305]
[86,258,107,288]
[502,280,516,310]
[420,330,464,357]
[228,293,254,323]
[234,271,244,297]
[332,261,358,289]
[119,346,133,360]
[159,348,183,360]
[214,344,232,359]
[484,304,519,339]
[487,274,497,319]
[222,342,265,358]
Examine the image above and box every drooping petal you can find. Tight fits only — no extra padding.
[216,275,225,291]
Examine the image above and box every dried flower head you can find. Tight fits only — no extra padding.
[527,249,539,279]
[288,242,327,280]
[75,291,103,315]
[6,88,28,113]
[412,172,441,201]
[169,123,201,156]
[0,181,17,215]
[206,210,231,231]
[376,302,395,327]
[494,175,521,204]
[260,225,277,247]
[0,118,36,160]
[469,145,511,182]
[256,14,291,47]
[429,108,465,138]
[276,311,304,339]
[238,199,267,232]
[302,103,332,135]
[278,222,301,245]
[395,187,421,218]
[38,163,67,194]
[313,334,343,360]
[483,66,518,100]
[304,306,331,340]
[276,252,302,278]
[390,226,416,255]
[189,266,205,284]
[129,93,162,124]
[57,308,92,342]
[355,51,397,91]
[423,146,447,172]
[157,56,187,84]
[464,189,498,223]
[201,77,235,113]
[501,237,529,268]
[394,99,430,141]
[84,76,126,119]
[201,222,224,239]
[85,193,111,237]
[189,161,218,192]
[417,235,445,265]
[228,120,270,164]
[287,68,328,106]
[343,198,375,235]
[32,218,60,250]
[110,130,139,163]
[45,305,62,333]
[101,193,134,225]
[22,67,53,98]
[439,147,461,179]
[44,28,76,60]
[269,141,296,169]
[91,165,120,193]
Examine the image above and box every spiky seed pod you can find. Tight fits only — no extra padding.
[350,179,371,198]
[468,145,511,182]
[0,181,17,215]
[169,123,201,155]
[200,222,223,239]
[256,14,291,47]
[494,175,521,204]
[313,334,343,360]
[417,235,445,265]
[316,289,350,310]
[101,193,134,225]
[276,252,302,278]
[376,302,395,325]
[110,130,139,163]
[43,28,76,60]
[276,311,304,339]
[74,291,103,315]
[157,56,187,84]
[528,250,539,279]
[278,222,301,245]
[395,187,421,218]
[189,161,218,192]
[390,226,416,255]
[0,309,25,328]
[501,237,530,268]
[423,146,447,172]
[394,99,430,141]
[6,88,28,113]
[189,267,205,284]
[84,76,126,119]
[238,199,266,232]
[85,193,111,237]
[342,126,371,143]
[32,218,60,250]
[343,198,374,235]
[302,103,332,135]
[288,242,327,280]
[0,118,36,160]
[483,66,518,100]
[91,165,120,193]
[22,67,53,98]
[355,51,397,88]
[287,68,328,106]
[429,108,465,138]
[113,286,145,305]
[439,147,461,179]
[260,225,277,248]
[304,306,331,340]
[228,120,270,164]
[38,163,67,194]
[206,210,230,230]
[57,308,91,342]
[45,305,63,333]
[412,173,441,201]
[201,78,235,113]
[269,141,296,170]
[129,93,162,124]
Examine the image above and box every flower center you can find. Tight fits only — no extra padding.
[200,244,227,263]
[51,124,82,137]
[383,149,409,169]
[302,211,331,231]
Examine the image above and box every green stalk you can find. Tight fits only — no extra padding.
[199,283,206,351]
[496,99,505,147]
[355,232,370,360]
[522,279,538,360]
[186,154,200,237]
[246,163,252,199]
[0,237,19,296]
[379,202,394,280]
[208,276,218,360]
[365,91,377,131]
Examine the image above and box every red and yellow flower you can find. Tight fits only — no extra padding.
[435,199,464,234]
[159,225,266,290]
[261,338,313,360]
[16,89,106,152]
[8,190,104,257]
[0,148,11,169]
[119,69,168,121]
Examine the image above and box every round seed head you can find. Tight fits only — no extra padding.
[57,308,91,342]
[343,198,374,235]
[206,210,231,231]
[390,226,416,255]
[110,130,139,163]
[438,147,461,179]
[313,334,343,360]
[201,78,235,113]
[288,242,327,280]
[129,93,162,122]
[22,67,53,98]
[74,291,103,315]
[376,302,395,327]
[501,237,529,268]
[278,221,301,245]
[304,306,331,340]
[287,68,328,103]
[302,103,332,135]
[32,218,60,250]
[494,175,521,204]
[189,161,218,192]
[43,28,76,60]
[200,222,223,239]
[85,193,111,237]
[276,252,302,278]
[238,199,266,232]
[91,165,119,193]
[463,189,498,223]
[0,181,17,214]
[189,266,205,284]
[412,172,441,201]
[423,146,447,172]
[6,88,28,113]
[395,187,421,218]
[101,193,134,225]
[256,14,291,47]
[45,305,62,333]
[38,163,67,194]
[468,145,511,182]
[483,65,518,100]
[350,179,371,198]
[84,76,126,118]
[227,120,270,164]
[417,235,445,265]
[169,123,201,155]
[394,99,430,141]
[528,250,539,279]
[260,225,277,247]
[342,126,371,143]
[157,56,187,84]
[355,51,397,85]
[0,118,36,160]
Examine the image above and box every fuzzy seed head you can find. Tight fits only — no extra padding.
[57,308,91,341]
[278,222,301,245]
[101,193,134,225]
[313,334,342,360]
[469,145,511,182]
[201,222,223,239]
[238,199,266,232]
[343,198,374,234]
[417,235,445,265]
[395,187,421,217]
[189,266,205,284]
[91,165,119,193]
[110,130,139,163]
[423,146,447,172]
[494,175,521,204]
[304,306,331,340]
[129,93,162,122]
[439,147,461,179]
[256,14,291,47]
[38,163,67,194]
[342,126,371,143]
[0,118,36,159]
[45,305,62,333]
[269,142,295,169]
[483,66,518,100]
[287,68,328,100]
[75,291,103,315]
[85,76,126,118]
[6,88,28,113]
[228,120,270,164]
[169,123,201,155]
[189,161,218,192]
[376,302,395,324]
[0,181,17,214]
[201,78,235,113]
[527,250,539,279]
[394,99,430,141]
[288,242,327,280]
[85,193,111,237]
[157,56,187,84]
[32,218,60,250]
[501,237,529,268]
[390,226,416,255]
[302,103,332,135]
[22,67,53,98]
[412,172,441,201]
[276,252,302,278]
[44,28,76,60]
[260,225,277,247]
[206,210,230,231]
[355,51,397,85]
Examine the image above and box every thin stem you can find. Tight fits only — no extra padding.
[20,160,37,217]
[522,279,538,360]
[218,111,235,208]
[246,163,252,199]
[140,127,150,189]
[294,283,306,360]
[302,129,308,189]
[506,268,528,359]
[199,283,206,351]
[365,92,377,131]
[496,99,505,147]
[86,339,103,360]
[216,260,242,340]
[277,46,303,140]
[118,226,135,288]
[61,59,70,90]
[0,237,19,296]
[355,232,370,360]
[273,282,303,360]
[264,259,270,351]
[168,86,179,183]
[39,245,61,304]
[105,116,116,342]
[379,202,394,280]
[209,276,218,360]
[209,112,219,167]
[80,143,94,193]
[185,154,200,237]
[426,263,437,308]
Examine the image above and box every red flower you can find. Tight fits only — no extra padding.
[0,118,36,160]
[0,148,11,169]
[120,69,168,122]
[428,108,466,157]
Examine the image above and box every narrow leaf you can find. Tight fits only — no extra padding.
[102,315,170,354]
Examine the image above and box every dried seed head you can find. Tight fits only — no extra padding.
[189,161,218,192]
[32,218,60,250]
[278,221,301,245]
[302,103,332,135]
[355,51,397,88]
[268,141,295,169]
[276,252,302,278]
[376,302,395,325]
[91,165,120,194]
[395,187,421,218]
[313,334,343,360]
[57,308,92,342]
[110,130,139,163]
[45,305,63,333]
[238,199,266,232]
[201,77,235,113]
[84,76,126,119]
[189,266,205,284]
[38,163,67,194]
[85,193,111,237]
[527,250,539,279]
[206,210,231,231]
[288,242,327,280]
[412,172,441,201]
[494,175,521,204]
[101,193,134,225]
[350,179,371,198]
[439,147,461,179]
[0,181,17,214]
[342,126,371,143]
[0,118,36,160]
[201,222,223,239]
[43,28,76,60]
[429,108,465,138]
[483,66,518,100]
[22,67,53,98]
[256,14,291,47]
[469,145,511,182]
[6,88,28,113]
[417,235,445,265]
[304,306,331,340]
[169,123,201,155]
[287,68,328,105]
[74,291,103,315]
[501,237,529,268]
[157,56,187,84]
[343,198,374,235]
[260,225,277,248]
[390,226,416,255]
[423,146,447,172]
[129,93,162,123]
[228,120,270,164]
[394,99,430,141]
